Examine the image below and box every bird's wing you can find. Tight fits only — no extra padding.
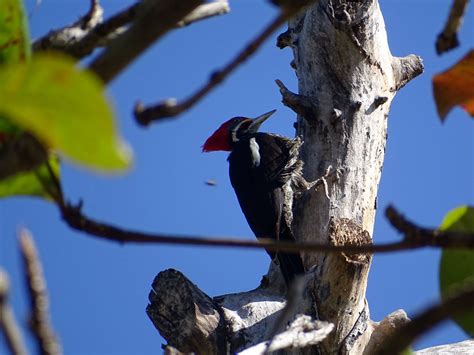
[228,133,305,283]
[254,133,302,186]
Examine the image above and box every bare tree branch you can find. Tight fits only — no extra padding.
[38,161,474,255]
[391,54,424,91]
[53,200,474,254]
[88,0,203,84]
[133,13,288,125]
[376,282,474,355]
[436,0,469,55]
[275,79,319,123]
[147,269,226,353]
[177,1,230,27]
[33,0,230,59]
[133,1,316,126]
[33,0,104,55]
[0,268,28,355]
[386,205,474,248]
[19,229,62,355]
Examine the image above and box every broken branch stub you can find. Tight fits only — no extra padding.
[147,269,226,354]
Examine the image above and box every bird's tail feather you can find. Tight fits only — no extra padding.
[277,252,305,285]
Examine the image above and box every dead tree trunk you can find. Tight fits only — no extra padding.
[147,1,423,353]
[277,0,422,353]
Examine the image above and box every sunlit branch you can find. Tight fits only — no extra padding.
[0,268,28,355]
[34,0,230,59]
[33,0,104,56]
[19,230,62,355]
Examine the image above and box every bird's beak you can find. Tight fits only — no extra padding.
[248,109,276,133]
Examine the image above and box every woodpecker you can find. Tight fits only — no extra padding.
[203,110,311,285]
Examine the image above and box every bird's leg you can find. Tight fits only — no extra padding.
[320,165,332,199]
[305,165,343,199]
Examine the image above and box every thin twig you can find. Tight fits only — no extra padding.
[39,161,474,254]
[133,1,316,125]
[436,0,469,55]
[0,268,28,355]
[42,159,64,206]
[133,12,288,125]
[386,205,474,248]
[376,282,474,354]
[56,201,474,254]
[19,229,62,355]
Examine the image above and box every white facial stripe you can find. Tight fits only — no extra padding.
[249,138,260,167]
[231,120,247,143]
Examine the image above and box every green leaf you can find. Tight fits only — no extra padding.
[0,0,31,64]
[0,116,21,136]
[0,155,60,199]
[0,53,132,171]
[0,0,29,143]
[439,206,474,336]
[440,206,474,232]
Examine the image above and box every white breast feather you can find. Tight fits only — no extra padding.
[249,138,261,167]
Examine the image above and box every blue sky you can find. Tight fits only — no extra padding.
[1,0,473,354]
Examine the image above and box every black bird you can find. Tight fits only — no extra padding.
[203,110,310,285]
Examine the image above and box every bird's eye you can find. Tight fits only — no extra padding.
[239,120,251,130]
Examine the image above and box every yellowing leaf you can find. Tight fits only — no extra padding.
[439,206,474,336]
[440,206,474,232]
[0,53,132,172]
[0,155,60,200]
[0,0,31,64]
[433,50,474,121]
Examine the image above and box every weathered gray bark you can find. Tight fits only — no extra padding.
[147,269,227,354]
[147,1,423,353]
[415,340,474,354]
[279,1,421,353]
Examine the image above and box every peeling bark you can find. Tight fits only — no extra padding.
[282,0,422,353]
[311,219,372,354]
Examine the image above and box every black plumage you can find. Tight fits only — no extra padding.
[228,132,306,284]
